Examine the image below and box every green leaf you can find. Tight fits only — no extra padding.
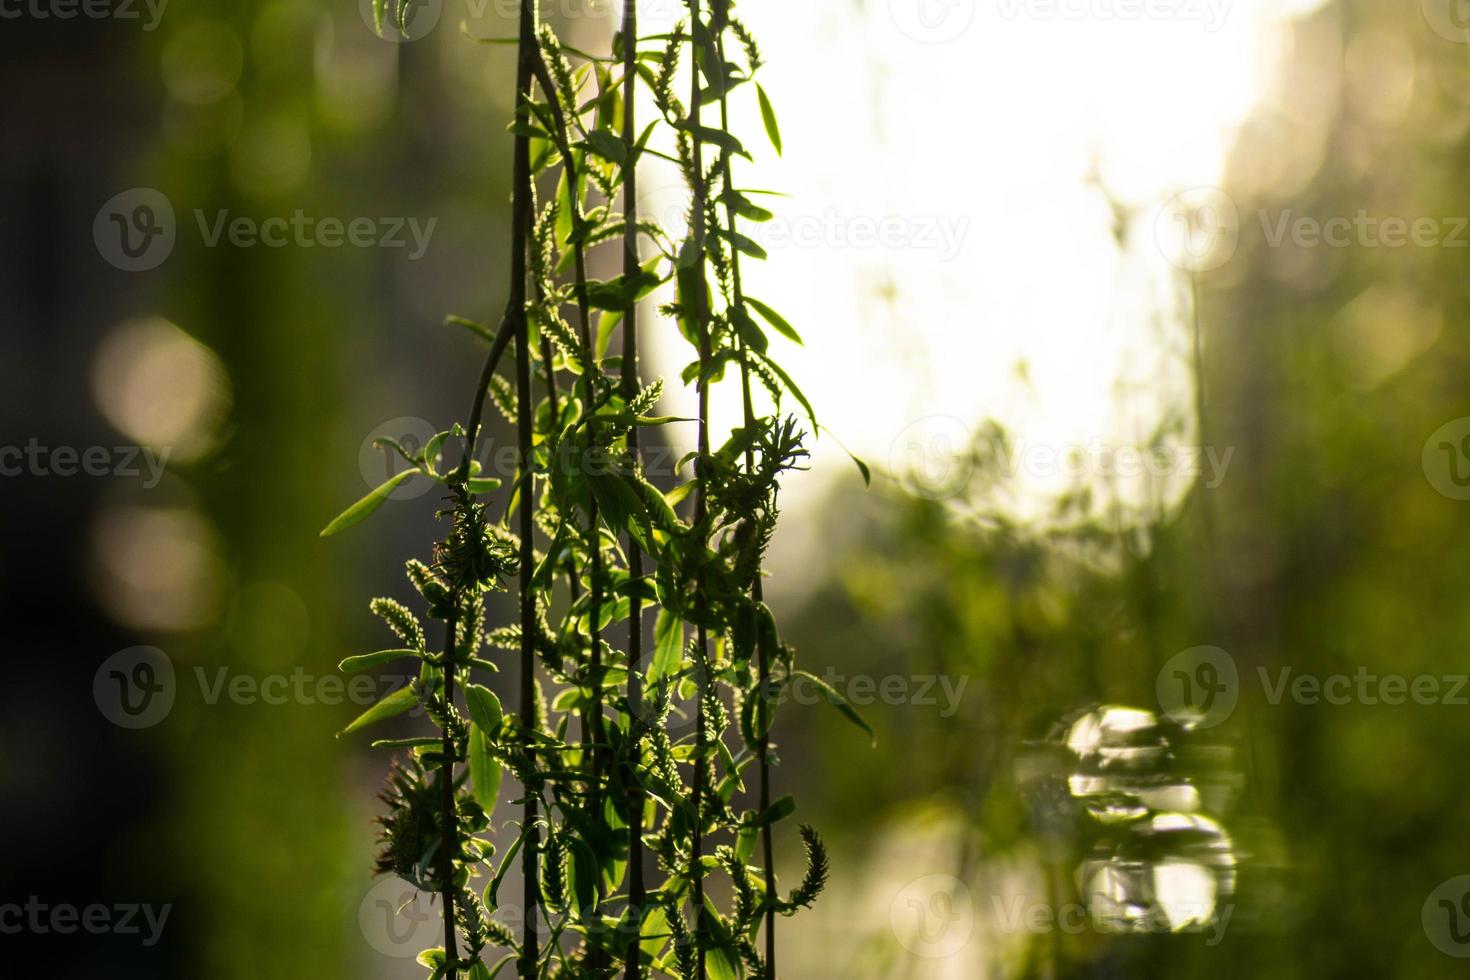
[758,352,816,429]
[421,429,451,477]
[723,188,774,223]
[682,123,750,160]
[338,648,421,673]
[793,670,875,746]
[564,835,600,913]
[664,480,696,508]
[752,794,796,827]
[648,608,684,684]
[745,297,802,345]
[469,725,503,816]
[756,83,782,155]
[588,471,648,539]
[640,904,672,959]
[446,314,496,343]
[627,470,680,532]
[370,736,442,749]
[484,832,526,912]
[584,129,627,165]
[337,683,418,737]
[465,683,504,736]
[719,227,768,260]
[596,309,623,360]
[730,306,768,355]
[320,469,419,537]
[707,945,740,980]
[585,269,662,311]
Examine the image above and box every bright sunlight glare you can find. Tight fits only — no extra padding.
[639,0,1326,535]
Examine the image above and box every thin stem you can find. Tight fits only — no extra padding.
[621,1,647,976]
[687,4,711,976]
[513,3,540,978]
[439,613,460,979]
[453,315,517,485]
[528,39,609,969]
[712,22,776,975]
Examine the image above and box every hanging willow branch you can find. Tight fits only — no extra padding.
[324,2,870,978]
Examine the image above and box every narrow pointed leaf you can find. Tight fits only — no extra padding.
[756,83,782,155]
[465,683,504,736]
[338,648,422,673]
[793,669,875,746]
[320,469,419,537]
[337,683,418,737]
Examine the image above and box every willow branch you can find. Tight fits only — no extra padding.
[687,3,711,976]
[621,0,647,976]
[512,3,540,978]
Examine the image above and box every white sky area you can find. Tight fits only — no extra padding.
[631,0,1328,545]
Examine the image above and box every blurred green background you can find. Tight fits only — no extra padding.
[6,0,1470,977]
